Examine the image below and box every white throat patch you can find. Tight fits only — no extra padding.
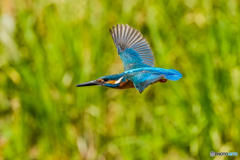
[114,76,124,84]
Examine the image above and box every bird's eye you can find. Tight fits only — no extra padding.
[103,78,109,81]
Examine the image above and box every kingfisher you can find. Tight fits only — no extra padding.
[76,24,182,93]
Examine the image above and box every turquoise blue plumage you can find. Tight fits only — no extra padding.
[76,24,182,93]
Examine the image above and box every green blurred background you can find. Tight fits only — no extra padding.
[0,0,240,159]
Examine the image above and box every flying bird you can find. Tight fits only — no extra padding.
[76,24,182,93]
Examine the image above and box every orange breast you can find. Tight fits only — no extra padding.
[115,80,134,89]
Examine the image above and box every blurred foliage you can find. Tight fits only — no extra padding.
[0,0,240,159]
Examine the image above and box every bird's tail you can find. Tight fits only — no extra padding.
[164,69,182,81]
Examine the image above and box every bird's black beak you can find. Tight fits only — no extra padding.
[76,80,101,87]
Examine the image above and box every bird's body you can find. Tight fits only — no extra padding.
[77,24,182,93]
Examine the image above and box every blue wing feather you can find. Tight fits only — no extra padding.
[109,24,155,70]
[120,48,151,70]
[126,71,164,93]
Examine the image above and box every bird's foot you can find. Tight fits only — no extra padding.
[159,79,167,83]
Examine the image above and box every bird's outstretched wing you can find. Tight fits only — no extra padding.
[109,24,155,71]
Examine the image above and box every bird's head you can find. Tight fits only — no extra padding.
[76,73,125,88]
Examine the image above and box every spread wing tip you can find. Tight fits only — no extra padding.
[109,24,155,67]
